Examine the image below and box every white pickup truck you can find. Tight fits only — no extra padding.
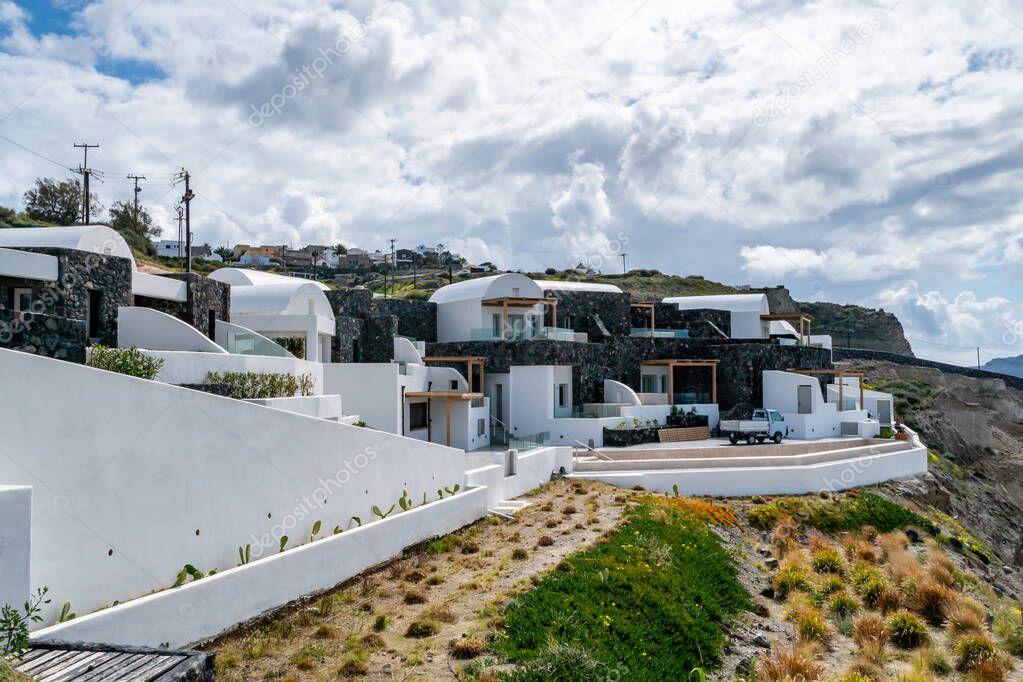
[720,409,788,445]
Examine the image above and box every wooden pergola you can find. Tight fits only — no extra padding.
[641,359,719,404]
[421,356,486,393]
[631,302,656,334]
[404,390,484,447]
[789,368,865,412]
[481,296,557,338]
[761,313,814,346]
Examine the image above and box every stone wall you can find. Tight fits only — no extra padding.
[426,337,832,410]
[362,315,399,362]
[0,248,132,346]
[373,299,437,342]
[133,273,230,339]
[629,304,731,339]
[542,291,632,339]
[324,288,403,363]
[0,309,87,363]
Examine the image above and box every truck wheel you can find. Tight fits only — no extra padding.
[728,433,739,445]
[746,434,757,446]
[773,432,784,444]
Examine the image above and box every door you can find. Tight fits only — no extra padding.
[797,385,813,414]
[494,383,504,421]
[878,399,892,425]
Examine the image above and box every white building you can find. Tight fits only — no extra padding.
[762,370,882,438]
[209,268,335,362]
[430,273,571,342]
[155,239,182,258]
[663,293,771,339]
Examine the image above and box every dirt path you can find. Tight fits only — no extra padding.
[207,478,630,680]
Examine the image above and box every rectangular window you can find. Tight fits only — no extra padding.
[477,418,486,436]
[641,375,658,393]
[13,288,32,312]
[409,402,428,430]
[492,313,501,339]
[557,383,568,407]
[450,379,459,390]
[87,289,103,339]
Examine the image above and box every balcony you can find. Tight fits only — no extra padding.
[469,326,580,342]
[630,328,690,339]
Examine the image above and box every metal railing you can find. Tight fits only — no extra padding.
[509,431,549,452]
[630,328,690,339]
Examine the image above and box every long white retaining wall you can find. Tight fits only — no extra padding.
[0,348,464,625]
[33,488,487,648]
[0,486,31,611]
[141,349,326,393]
[572,433,928,496]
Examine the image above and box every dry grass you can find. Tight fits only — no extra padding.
[913,579,956,625]
[760,644,824,681]
[852,613,889,649]
[946,599,985,635]
[450,638,487,660]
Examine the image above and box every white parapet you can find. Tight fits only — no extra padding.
[0,485,31,611]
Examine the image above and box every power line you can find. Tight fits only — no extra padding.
[73,142,100,225]
[173,169,194,274]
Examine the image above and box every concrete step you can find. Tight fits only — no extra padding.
[489,499,533,516]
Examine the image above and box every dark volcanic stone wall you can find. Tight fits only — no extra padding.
[543,291,632,338]
[629,304,732,339]
[0,309,87,362]
[325,288,405,363]
[426,337,832,411]
[133,273,230,338]
[374,299,437,342]
[362,315,399,362]
[0,248,132,346]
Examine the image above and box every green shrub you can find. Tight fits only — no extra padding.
[405,620,438,638]
[497,644,618,681]
[954,633,998,671]
[993,607,1023,656]
[819,575,844,596]
[812,548,843,574]
[203,371,314,399]
[88,345,164,380]
[774,559,813,599]
[748,504,782,530]
[887,610,929,649]
[829,592,859,619]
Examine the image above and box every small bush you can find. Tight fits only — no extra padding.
[913,579,956,624]
[404,591,427,605]
[829,592,860,619]
[887,610,929,649]
[461,541,480,554]
[954,633,998,672]
[913,647,952,676]
[770,514,799,554]
[748,504,782,530]
[774,555,813,599]
[992,606,1023,656]
[970,655,1009,682]
[511,548,528,560]
[450,638,486,660]
[338,658,368,677]
[562,505,577,515]
[203,370,314,399]
[946,600,984,635]
[360,633,384,649]
[312,624,335,639]
[405,620,438,638]
[88,345,164,379]
[812,548,844,574]
[372,614,386,631]
[819,575,844,596]
[537,535,554,547]
[852,613,889,649]
[760,644,823,682]
[796,607,833,644]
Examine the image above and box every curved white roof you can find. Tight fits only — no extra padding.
[208,267,330,290]
[536,279,622,294]
[429,273,543,304]
[769,320,800,337]
[0,225,136,269]
[230,282,334,319]
[663,293,769,314]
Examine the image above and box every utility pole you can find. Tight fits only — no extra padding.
[174,205,184,262]
[620,253,628,274]
[174,169,194,273]
[127,174,146,233]
[388,237,397,298]
[73,143,99,224]
[977,347,981,370]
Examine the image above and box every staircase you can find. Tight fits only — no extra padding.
[489,498,533,518]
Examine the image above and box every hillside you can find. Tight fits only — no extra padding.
[984,354,1023,378]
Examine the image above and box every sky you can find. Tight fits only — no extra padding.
[0,0,1021,366]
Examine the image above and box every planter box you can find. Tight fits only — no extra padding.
[666,414,709,428]
[602,427,660,447]
[657,426,711,443]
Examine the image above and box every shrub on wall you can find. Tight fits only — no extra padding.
[87,345,164,380]
[203,371,315,400]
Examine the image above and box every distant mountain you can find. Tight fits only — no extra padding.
[983,354,1023,378]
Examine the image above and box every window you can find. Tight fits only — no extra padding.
[556,383,568,408]
[641,374,658,393]
[450,380,459,390]
[207,309,217,340]
[477,418,486,436]
[409,402,428,430]
[13,288,32,312]
[492,313,502,338]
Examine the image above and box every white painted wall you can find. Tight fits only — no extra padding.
[0,486,31,612]
[118,307,227,353]
[764,371,879,439]
[32,489,487,649]
[142,350,325,394]
[324,363,401,432]
[131,272,187,302]
[245,395,343,421]
[0,248,58,281]
[466,446,573,508]
[0,348,465,625]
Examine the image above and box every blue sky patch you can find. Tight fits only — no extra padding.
[94,54,167,84]
[14,0,87,37]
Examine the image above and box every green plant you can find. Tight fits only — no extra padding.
[56,601,75,623]
[278,536,288,553]
[992,606,1023,656]
[887,610,929,649]
[310,520,321,542]
[398,490,413,511]
[954,633,998,671]
[405,619,438,638]
[88,345,164,380]
[450,638,486,660]
[172,564,217,587]
[812,548,843,573]
[1,587,49,658]
[372,614,387,632]
[829,592,860,619]
[349,516,362,528]
[773,558,812,599]
[372,504,395,519]
[748,504,782,530]
[445,484,461,496]
[202,371,314,399]
[238,544,251,565]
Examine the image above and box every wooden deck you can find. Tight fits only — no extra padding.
[12,640,213,681]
